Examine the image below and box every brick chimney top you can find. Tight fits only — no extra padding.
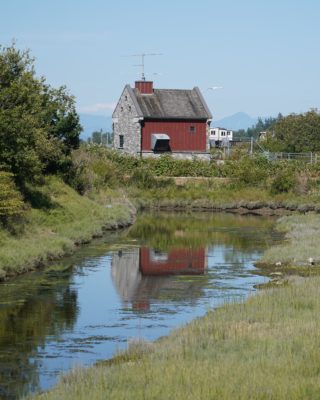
[135,81,153,94]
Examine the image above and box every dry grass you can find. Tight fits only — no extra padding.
[258,213,320,268]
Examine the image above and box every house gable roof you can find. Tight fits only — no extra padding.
[126,84,144,117]
[132,87,212,120]
[112,84,144,118]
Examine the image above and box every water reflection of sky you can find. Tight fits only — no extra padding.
[0,213,279,399]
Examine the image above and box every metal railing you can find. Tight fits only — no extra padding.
[263,152,317,163]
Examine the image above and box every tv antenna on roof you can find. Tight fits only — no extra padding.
[125,53,162,81]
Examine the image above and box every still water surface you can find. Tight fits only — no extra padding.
[0,212,281,399]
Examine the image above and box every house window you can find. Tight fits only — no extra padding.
[119,135,124,148]
[128,105,131,111]
[189,126,196,133]
[125,95,128,101]
[120,106,123,112]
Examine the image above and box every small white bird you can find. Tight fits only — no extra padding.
[308,257,314,265]
[207,86,223,90]
[275,261,282,267]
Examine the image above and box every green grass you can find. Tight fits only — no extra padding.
[0,177,133,280]
[33,276,320,400]
[128,179,320,212]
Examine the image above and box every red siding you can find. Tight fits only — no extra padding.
[139,247,205,276]
[142,120,207,152]
[135,81,153,94]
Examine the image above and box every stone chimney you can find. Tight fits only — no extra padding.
[135,81,153,94]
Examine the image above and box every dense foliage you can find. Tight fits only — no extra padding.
[0,172,24,219]
[0,44,81,186]
[71,146,318,197]
[263,110,320,153]
[88,129,112,145]
[234,114,282,139]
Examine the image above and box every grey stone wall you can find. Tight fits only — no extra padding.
[112,87,141,155]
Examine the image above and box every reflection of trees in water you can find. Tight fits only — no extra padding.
[113,212,275,311]
[0,273,78,400]
[210,246,261,269]
[111,248,207,310]
[128,212,275,253]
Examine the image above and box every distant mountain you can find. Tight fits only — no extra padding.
[79,114,112,140]
[213,112,258,131]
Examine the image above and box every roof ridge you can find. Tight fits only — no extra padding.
[131,85,212,119]
[153,88,194,91]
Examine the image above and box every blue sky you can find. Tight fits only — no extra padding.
[1,0,320,120]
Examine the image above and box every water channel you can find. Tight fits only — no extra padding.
[0,212,281,399]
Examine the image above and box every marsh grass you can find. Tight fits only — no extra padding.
[128,179,320,213]
[33,277,320,400]
[0,177,132,280]
[258,213,320,268]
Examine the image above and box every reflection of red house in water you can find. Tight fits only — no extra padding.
[111,247,207,312]
[139,247,206,276]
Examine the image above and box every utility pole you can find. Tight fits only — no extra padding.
[250,136,254,156]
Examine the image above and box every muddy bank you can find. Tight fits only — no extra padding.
[144,200,320,216]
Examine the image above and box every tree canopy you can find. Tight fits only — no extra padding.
[0,44,82,185]
[263,110,320,153]
[234,114,283,139]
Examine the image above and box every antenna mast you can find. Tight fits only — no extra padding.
[129,53,162,81]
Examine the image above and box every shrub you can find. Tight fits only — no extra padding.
[0,171,24,220]
[270,170,296,194]
[224,155,272,185]
[129,167,159,189]
[149,154,218,177]
[66,147,122,194]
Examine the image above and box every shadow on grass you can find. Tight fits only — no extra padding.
[23,186,58,210]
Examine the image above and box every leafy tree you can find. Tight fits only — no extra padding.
[264,110,320,152]
[89,130,111,145]
[40,85,82,173]
[0,43,82,185]
[234,115,282,139]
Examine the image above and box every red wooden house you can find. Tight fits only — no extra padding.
[112,81,212,159]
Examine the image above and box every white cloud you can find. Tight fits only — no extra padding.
[79,102,117,114]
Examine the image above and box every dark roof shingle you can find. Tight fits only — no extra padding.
[132,87,212,120]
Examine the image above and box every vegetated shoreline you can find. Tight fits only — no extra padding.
[0,177,136,282]
[13,181,319,399]
[141,200,315,215]
[1,183,318,282]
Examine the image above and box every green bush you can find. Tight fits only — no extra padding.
[144,155,219,177]
[66,147,122,194]
[129,167,159,189]
[270,170,296,194]
[224,155,273,185]
[75,147,221,179]
[0,171,24,219]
